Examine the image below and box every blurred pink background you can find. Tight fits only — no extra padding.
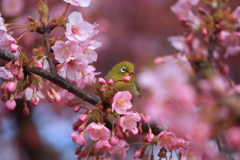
[1,0,240,159]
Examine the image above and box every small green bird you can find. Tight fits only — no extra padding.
[104,61,140,102]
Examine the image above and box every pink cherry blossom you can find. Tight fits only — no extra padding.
[69,132,87,146]
[156,131,178,149]
[170,1,200,29]
[57,54,88,81]
[0,14,7,32]
[108,140,129,160]
[220,31,240,58]
[180,147,202,160]
[63,0,91,7]
[52,40,83,63]
[0,67,13,79]
[119,112,141,133]
[95,140,111,150]
[76,65,99,89]
[85,122,111,141]
[24,87,44,101]
[65,11,95,42]
[80,40,101,63]
[233,6,240,24]
[0,30,20,57]
[112,91,132,114]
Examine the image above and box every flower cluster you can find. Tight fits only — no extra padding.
[52,11,101,90]
[69,89,147,159]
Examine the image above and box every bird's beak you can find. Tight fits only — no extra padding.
[127,71,135,75]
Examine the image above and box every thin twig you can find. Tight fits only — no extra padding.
[42,24,57,75]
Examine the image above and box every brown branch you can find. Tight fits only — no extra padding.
[42,24,57,75]
[0,48,101,105]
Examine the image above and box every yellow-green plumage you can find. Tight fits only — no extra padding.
[104,61,140,102]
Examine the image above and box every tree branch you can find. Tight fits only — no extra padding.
[0,49,101,105]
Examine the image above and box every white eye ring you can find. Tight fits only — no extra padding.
[121,67,127,73]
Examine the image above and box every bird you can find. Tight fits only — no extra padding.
[104,61,140,102]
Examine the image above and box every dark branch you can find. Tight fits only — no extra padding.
[0,48,101,105]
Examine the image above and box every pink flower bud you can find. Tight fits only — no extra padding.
[108,79,114,86]
[54,92,61,103]
[120,76,131,83]
[23,106,30,116]
[4,99,16,111]
[17,67,24,81]
[33,59,43,69]
[140,114,150,123]
[109,135,119,146]
[13,59,20,67]
[146,129,154,143]
[47,91,54,103]
[73,106,81,113]
[31,92,40,106]
[98,78,106,85]
[99,88,106,92]
[201,28,208,35]
[5,81,16,92]
[78,123,86,132]
[78,114,89,123]
[5,61,12,70]
[133,149,141,159]
[115,126,123,138]
[11,67,18,76]
[130,127,138,135]
[10,43,19,52]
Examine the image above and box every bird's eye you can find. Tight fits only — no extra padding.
[121,67,127,73]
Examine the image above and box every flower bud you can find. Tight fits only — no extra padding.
[108,79,114,86]
[78,123,86,132]
[54,92,61,103]
[120,76,131,83]
[133,149,141,159]
[10,43,19,52]
[5,81,16,92]
[33,58,43,69]
[73,106,81,113]
[17,67,24,81]
[23,105,30,116]
[109,134,118,146]
[98,78,106,85]
[11,67,18,76]
[78,114,89,123]
[115,126,123,138]
[31,92,40,106]
[4,99,16,111]
[47,91,54,103]
[146,129,154,143]
[99,87,106,92]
